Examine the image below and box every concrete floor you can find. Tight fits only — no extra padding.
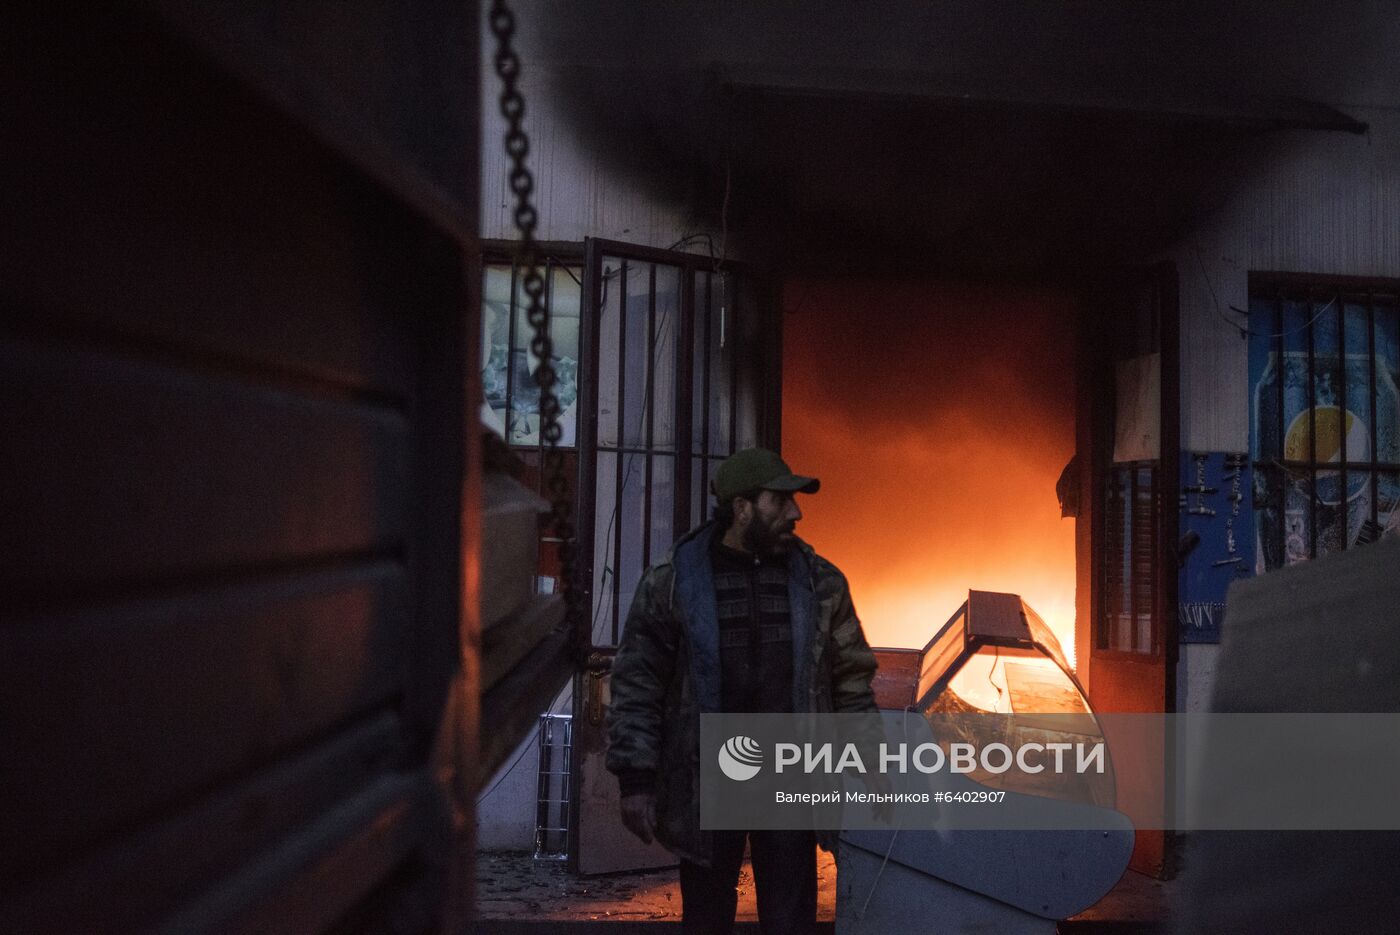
[473,850,1172,933]
[474,848,837,927]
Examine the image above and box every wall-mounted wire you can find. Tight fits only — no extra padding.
[1193,243,1338,341]
[987,644,1006,714]
[665,233,717,256]
[478,681,572,804]
[547,257,582,287]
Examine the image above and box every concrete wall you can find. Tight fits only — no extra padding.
[1164,106,1400,712]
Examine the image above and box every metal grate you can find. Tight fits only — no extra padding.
[1249,277,1400,569]
[582,241,768,649]
[1100,463,1158,653]
[533,713,573,861]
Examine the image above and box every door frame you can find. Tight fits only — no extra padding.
[568,237,779,873]
[1082,260,1180,876]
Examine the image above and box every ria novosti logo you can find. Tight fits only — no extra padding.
[716,737,1107,779]
[718,736,764,781]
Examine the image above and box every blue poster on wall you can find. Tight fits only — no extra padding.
[1247,293,1400,568]
[1178,452,1254,643]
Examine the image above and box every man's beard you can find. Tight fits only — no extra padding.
[743,516,796,557]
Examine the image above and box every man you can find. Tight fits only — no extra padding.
[606,447,879,934]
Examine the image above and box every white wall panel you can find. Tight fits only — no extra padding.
[478,10,703,248]
[1165,106,1400,707]
[1168,108,1400,453]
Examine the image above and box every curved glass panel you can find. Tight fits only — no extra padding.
[912,594,1114,808]
[916,606,967,704]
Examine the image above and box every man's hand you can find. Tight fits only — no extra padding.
[620,793,657,844]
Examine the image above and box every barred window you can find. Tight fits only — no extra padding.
[1101,463,1157,653]
[582,241,772,647]
[1248,275,1400,569]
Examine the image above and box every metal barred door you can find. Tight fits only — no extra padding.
[570,238,778,874]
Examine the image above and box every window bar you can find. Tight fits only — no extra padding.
[600,445,670,455]
[642,264,657,571]
[1150,466,1159,654]
[1115,469,1127,650]
[1098,476,1107,651]
[537,257,556,480]
[1149,467,1157,652]
[559,717,572,857]
[1136,466,1154,654]
[1099,474,1109,650]
[534,715,555,858]
[505,261,519,445]
[1127,467,1137,653]
[612,260,629,645]
[1368,295,1380,529]
[1338,291,1347,549]
[1109,468,1120,651]
[729,274,739,453]
[1275,288,1287,567]
[1306,289,1318,559]
[1110,468,1127,651]
[701,270,713,505]
[674,265,695,534]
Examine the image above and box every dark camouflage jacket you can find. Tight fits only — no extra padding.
[605,521,878,865]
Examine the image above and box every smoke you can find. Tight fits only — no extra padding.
[782,278,1078,659]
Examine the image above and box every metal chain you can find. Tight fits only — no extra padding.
[489,0,583,657]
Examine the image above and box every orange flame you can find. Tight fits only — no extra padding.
[781,278,1078,667]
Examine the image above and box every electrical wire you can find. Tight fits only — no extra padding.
[716,151,731,276]
[715,88,733,277]
[1193,243,1338,340]
[665,233,717,257]
[547,257,582,287]
[856,823,902,921]
[483,258,695,800]
[478,259,590,805]
[590,298,677,632]
[987,644,1005,713]
[478,680,572,803]
[856,707,915,920]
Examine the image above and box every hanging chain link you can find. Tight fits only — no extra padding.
[489,0,583,658]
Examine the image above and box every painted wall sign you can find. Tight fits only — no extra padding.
[1178,452,1254,643]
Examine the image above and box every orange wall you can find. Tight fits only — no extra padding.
[782,278,1078,662]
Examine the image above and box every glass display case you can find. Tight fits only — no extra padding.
[905,590,1114,807]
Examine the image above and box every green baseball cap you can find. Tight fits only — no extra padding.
[711,447,820,502]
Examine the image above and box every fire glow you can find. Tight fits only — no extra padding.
[782,279,1078,667]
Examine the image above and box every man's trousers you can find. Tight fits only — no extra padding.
[678,829,817,935]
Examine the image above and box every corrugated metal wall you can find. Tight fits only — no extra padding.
[1,4,478,931]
